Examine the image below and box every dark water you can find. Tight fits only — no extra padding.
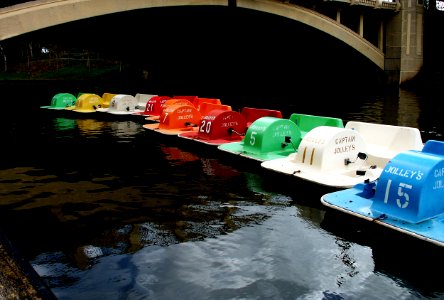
[0,82,443,300]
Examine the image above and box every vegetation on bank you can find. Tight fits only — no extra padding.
[0,39,141,81]
[0,59,131,80]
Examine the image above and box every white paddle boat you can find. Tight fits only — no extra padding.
[261,121,424,188]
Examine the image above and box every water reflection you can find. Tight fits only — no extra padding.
[110,121,142,140]
[397,89,421,128]
[76,119,106,136]
[43,205,410,300]
[321,209,444,297]
[2,86,444,299]
[53,118,76,131]
[336,91,421,130]
[160,145,200,165]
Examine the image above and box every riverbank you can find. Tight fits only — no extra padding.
[0,231,56,299]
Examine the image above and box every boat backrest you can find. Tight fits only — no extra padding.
[422,139,444,154]
[194,98,222,111]
[345,121,423,166]
[199,102,232,116]
[289,113,344,137]
[240,107,283,127]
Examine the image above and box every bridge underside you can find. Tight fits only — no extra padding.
[0,0,384,69]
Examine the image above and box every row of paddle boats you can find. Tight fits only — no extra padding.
[41,92,444,247]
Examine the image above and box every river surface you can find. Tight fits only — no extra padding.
[1,82,444,300]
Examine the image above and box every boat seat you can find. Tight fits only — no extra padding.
[345,121,424,166]
[194,98,222,111]
[289,113,344,137]
[240,107,283,128]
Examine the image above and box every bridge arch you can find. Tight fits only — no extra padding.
[0,0,383,69]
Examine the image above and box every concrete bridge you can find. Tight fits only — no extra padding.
[0,0,424,85]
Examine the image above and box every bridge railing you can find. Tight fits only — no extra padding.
[324,0,400,10]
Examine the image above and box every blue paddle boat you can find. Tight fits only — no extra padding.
[321,140,444,247]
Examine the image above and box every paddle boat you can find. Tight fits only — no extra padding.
[321,139,444,247]
[218,113,344,162]
[144,98,195,122]
[261,121,424,188]
[217,116,302,161]
[135,93,157,110]
[143,103,202,135]
[133,95,171,119]
[178,109,247,146]
[96,94,144,115]
[65,93,103,113]
[345,121,424,167]
[40,93,77,110]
